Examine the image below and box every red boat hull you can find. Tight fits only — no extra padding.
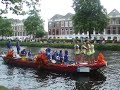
[2,52,107,73]
[42,61,107,72]
[3,57,39,69]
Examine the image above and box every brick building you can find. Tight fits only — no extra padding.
[48,9,120,41]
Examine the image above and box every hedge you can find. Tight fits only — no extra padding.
[0,41,120,51]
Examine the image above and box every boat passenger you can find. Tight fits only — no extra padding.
[86,41,92,64]
[80,42,87,62]
[6,40,12,50]
[27,50,33,60]
[59,50,64,63]
[74,41,79,52]
[16,41,20,54]
[90,40,95,63]
[46,48,52,60]
[64,50,69,64]
[74,45,81,64]
[20,49,27,60]
[20,49,27,56]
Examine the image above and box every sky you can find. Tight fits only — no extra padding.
[1,0,120,31]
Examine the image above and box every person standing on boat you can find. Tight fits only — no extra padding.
[16,41,20,54]
[80,42,87,62]
[6,40,12,50]
[46,47,52,60]
[64,50,69,64]
[59,50,64,63]
[90,40,95,63]
[74,41,81,64]
[86,41,92,64]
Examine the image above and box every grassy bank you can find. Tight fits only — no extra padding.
[0,41,120,51]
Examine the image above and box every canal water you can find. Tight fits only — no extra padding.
[0,46,120,90]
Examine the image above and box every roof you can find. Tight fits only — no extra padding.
[108,9,120,17]
[50,13,74,21]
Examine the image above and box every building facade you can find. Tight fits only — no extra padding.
[7,19,29,40]
[48,9,120,41]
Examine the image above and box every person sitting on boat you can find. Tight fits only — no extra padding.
[20,49,27,56]
[90,40,95,63]
[27,50,33,60]
[80,42,87,62]
[59,50,64,63]
[20,49,27,60]
[64,50,69,64]
[46,47,52,60]
[16,41,20,54]
[6,40,12,50]
[52,51,60,63]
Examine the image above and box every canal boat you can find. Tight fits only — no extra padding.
[1,50,107,73]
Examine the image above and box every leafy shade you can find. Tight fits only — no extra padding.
[72,0,108,39]
[0,0,40,15]
[24,15,45,38]
[0,17,13,39]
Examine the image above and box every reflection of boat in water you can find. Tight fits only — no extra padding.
[1,50,107,73]
[35,70,106,83]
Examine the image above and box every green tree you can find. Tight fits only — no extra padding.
[24,0,45,39]
[72,0,108,39]
[0,17,12,39]
[24,15,44,39]
[0,0,40,15]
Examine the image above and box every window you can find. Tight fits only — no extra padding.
[113,27,116,34]
[107,27,110,34]
[69,21,73,27]
[65,21,68,27]
[48,22,52,27]
[107,30,110,34]
[56,22,59,27]
[56,29,59,35]
[108,37,111,40]
[62,29,65,35]
[49,29,51,35]
[119,19,120,24]
[70,29,73,34]
[61,21,64,27]
[118,27,120,34]
[112,18,116,24]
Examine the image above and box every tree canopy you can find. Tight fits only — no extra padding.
[0,17,13,38]
[72,0,108,39]
[24,0,45,39]
[0,0,40,15]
